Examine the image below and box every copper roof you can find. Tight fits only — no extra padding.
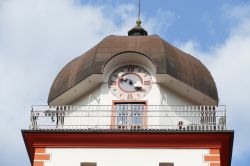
[48,35,218,103]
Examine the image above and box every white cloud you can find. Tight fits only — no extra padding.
[0,0,174,165]
[178,4,250,161]
[176,40,201,56]
[146,9,176,35]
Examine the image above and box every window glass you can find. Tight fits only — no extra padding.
[114,102,146,129]
[81,162,97,166]
[159,162,174,166]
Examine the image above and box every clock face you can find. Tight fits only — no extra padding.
[108,65,152,100]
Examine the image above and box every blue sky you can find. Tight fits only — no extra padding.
[0,0,250,166]
[80,0,248,51]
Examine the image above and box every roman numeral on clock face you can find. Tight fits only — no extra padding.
[127,66,135,72]
[127,94,133,100]
[144,81,151,85]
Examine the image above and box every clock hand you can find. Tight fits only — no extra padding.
[132,81,145,91]
[119,75,144,91]
[128,79,134,85]
[124,79,143,89]
[120,77,135,85]
[118,72,127,82]
[133,81,142,87]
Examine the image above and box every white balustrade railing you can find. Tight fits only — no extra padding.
[29,105,226,131]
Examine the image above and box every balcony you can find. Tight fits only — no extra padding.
[29,105,227,131]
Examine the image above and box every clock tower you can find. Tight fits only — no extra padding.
[22,4,234,166]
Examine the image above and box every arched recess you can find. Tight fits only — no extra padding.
[103,51,156,82]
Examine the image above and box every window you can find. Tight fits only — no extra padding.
[81,162,97,166]
[112,101,147,129]
[159,162,174,166]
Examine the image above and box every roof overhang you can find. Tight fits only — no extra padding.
[156,74,218,105]
[49,74,102,106]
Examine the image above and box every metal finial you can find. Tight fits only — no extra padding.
[128,0,148,36]
[136,0,141,26]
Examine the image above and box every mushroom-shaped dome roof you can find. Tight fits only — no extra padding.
[48,35,218,104]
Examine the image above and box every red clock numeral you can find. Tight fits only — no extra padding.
[144,81,151,85]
